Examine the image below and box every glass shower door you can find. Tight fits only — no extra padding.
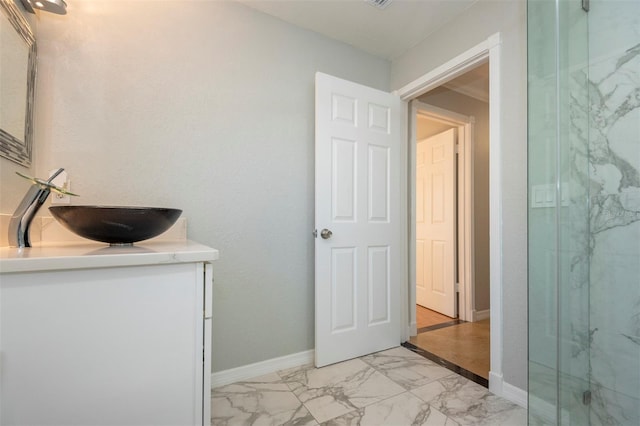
[528,0,640,424]
[528,0,590,424]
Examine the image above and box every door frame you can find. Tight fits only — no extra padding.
[410,101,475,326]
[395,32,503,394]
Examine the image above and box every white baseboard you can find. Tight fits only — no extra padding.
[489,371,503,395]
[489,371,527,409]
[212,349,529,410]
[472,309,491,322]
[211,350,314,388]
[503,380,528,408]
[408,321,417,337]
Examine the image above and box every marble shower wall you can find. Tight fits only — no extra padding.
[587,1,640,424]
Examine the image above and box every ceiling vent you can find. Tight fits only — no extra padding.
[364,0,393,10]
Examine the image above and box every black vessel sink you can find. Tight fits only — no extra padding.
[49,206,182,245]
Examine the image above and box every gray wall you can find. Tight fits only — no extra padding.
[417,87,490,312]
[391,0,528,390]
[2,0,528,391]
[25,0,390,372]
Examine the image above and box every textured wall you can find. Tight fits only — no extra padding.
[30,0,390,372]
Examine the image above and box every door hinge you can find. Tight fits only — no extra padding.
[583,390,592,405]
[582,0,589,12]
[455,282,460,292]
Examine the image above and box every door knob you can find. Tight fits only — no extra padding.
[320,228,333,239]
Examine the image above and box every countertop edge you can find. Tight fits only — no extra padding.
[0,240,219,273]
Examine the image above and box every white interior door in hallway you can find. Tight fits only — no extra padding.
[416,128,457,318]
[314,72,403,367]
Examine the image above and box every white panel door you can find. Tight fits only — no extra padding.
[416,129,457,317]
[315,72,402,367]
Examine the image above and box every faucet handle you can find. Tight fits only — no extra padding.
[16,171,79,196]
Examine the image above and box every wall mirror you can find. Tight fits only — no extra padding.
[0,0,36,167]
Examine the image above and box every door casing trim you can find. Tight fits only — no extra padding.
[393,32,503,395]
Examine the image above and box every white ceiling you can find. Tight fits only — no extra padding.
[236,0,478,60]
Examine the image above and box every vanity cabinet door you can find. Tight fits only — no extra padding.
[1,263,206,426]
[202,262,213,424]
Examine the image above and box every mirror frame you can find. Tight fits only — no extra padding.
[0,0,36,167]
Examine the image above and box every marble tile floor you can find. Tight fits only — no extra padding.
[211,346,526,425]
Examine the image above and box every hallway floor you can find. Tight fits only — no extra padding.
[211,346,525,425]
[416,305,457,330]
[411,306,490,382]
[409,319,490,380]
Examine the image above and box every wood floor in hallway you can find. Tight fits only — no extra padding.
[416,304,454,329]
[412,306,490,380]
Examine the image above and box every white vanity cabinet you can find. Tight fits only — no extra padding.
[0,241,217,426]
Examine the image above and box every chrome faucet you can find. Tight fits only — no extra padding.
[8,168,76,248]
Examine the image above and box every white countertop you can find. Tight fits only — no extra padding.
[0,240,219,273]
